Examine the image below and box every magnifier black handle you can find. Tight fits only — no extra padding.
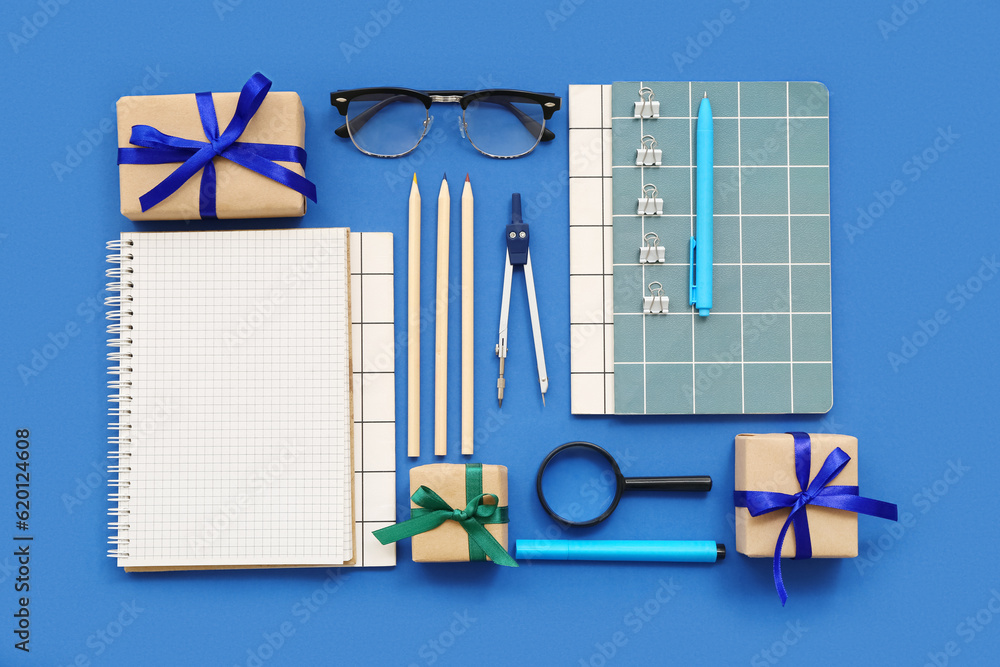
[623,476,712,492]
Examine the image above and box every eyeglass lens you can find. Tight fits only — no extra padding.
[464,94,546,158]
[345,93,429,157]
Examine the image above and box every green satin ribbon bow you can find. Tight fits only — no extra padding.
[372,485,517,567]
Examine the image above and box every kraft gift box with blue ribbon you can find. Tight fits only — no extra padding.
[374,463,516,566]
[734,432,897,604]
[116,72,317,221]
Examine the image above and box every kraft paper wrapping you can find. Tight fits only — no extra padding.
[117,90,307,220]
[735,433,859,558]
[410,464,509,563]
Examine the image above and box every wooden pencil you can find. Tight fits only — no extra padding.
[434,174,450,456]
[407,174,420,458]
[461,174,474,455]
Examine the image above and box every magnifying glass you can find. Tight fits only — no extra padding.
[536,441,712,526]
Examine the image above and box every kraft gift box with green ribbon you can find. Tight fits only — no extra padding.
[373,463,516,566]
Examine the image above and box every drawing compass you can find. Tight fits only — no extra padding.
[495,193,548,407]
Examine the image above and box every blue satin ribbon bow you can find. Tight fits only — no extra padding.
[734,432,897,605]
[117,72,317,218]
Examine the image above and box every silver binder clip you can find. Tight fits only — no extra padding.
[636,135,662,166]
[643,281,669,314]
[637,183,663,215]
[634,87,660,119]
[639,232,666,264]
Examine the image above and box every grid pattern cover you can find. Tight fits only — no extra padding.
[569,82,833,415]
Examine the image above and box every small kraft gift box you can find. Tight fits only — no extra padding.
[373,463,516,566]
[116,72,316,221]
[734,432,897,604]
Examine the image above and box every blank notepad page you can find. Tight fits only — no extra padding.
[120,228,353,569]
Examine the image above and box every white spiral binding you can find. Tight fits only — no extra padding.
[106,238,134,559]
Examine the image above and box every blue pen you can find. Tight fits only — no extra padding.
[689,93,713,317]
[515,540,725,563]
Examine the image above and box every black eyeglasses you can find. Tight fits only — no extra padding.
[330,88,561,159]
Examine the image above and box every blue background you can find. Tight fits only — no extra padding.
[2,0,998,665]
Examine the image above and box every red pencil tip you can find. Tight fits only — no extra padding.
[465,173,470,182]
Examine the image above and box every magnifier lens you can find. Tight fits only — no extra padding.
[539,446,619,524]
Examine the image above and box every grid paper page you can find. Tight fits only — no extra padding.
[348,232,396,567]
[610,81,832,415]
[568,84,616,415]
[120,228,353,568]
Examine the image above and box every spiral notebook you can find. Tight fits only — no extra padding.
[106,228,395,571]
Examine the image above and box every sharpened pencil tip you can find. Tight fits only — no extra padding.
[443,172,448,182]
[412,173,417,183]
[703,91,708,98]
[465,173,470,182]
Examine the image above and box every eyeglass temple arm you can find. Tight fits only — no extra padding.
[334,97,556,142]
[490,99,555,142]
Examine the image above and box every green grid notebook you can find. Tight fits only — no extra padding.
[611,81,832,414]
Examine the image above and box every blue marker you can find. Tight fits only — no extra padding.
[515,540,725,563]
[689,93,713,317]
